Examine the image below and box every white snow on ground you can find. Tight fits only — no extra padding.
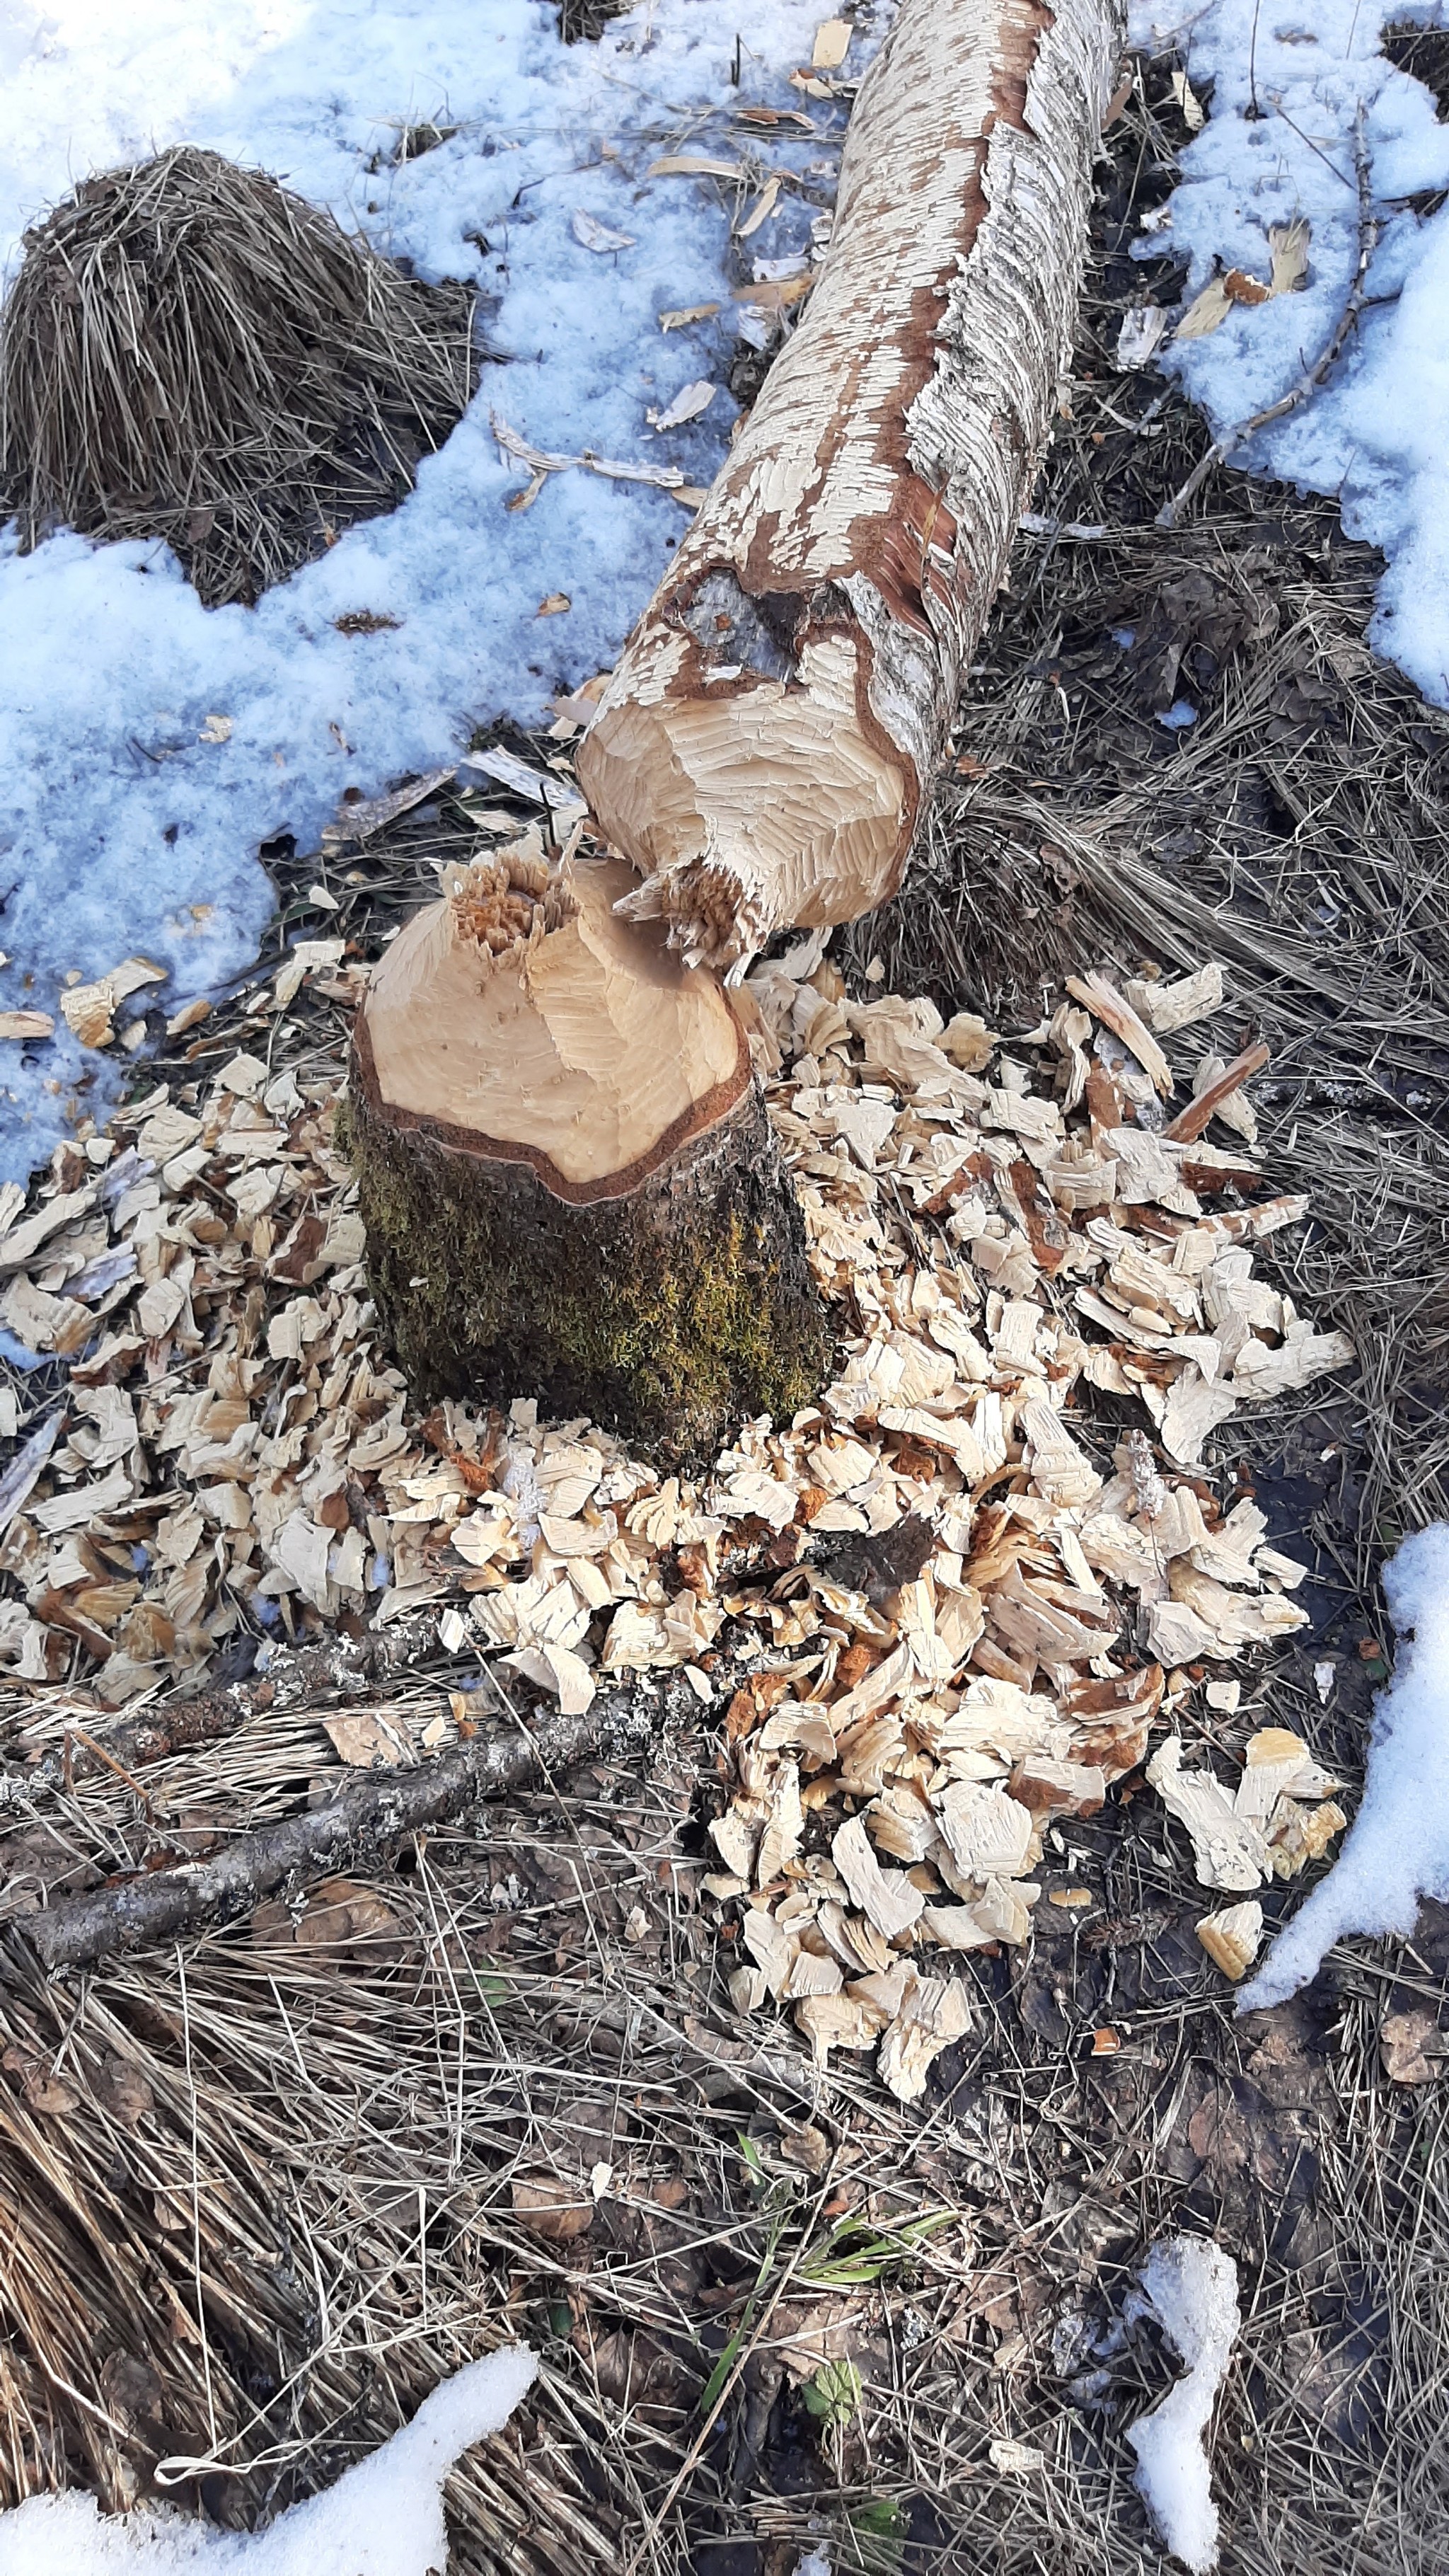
[1240,1523,1449,2012]
[1129,6,1449,703]
[0,2344,536,2570]
[1128,2236,1240,2575]
[0,0,840,1178]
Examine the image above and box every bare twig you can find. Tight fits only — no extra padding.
[1158,108,1381,529]
[23,1633,403,1792]
[21,1688,668,1974]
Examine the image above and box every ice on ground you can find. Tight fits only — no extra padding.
[0,0,841,1179]
[1129,6,1449,706]
[0,2344,537,2572]
[1240,1524,1449,2013]
[1128,2236,1240,2575]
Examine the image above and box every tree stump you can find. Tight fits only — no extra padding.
[346,847,829,1459]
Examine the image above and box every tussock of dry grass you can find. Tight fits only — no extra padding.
[0,146,475,606]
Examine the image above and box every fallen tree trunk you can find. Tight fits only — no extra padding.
[20,1687,669,1976]
[577,0,1124,972]
[347,844,829,1457]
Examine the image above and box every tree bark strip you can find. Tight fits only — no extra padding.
[577,0,1126,972]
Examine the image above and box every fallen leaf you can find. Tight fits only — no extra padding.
[293,1878,403,1951]
[812,18,851,67]
[91,2057,156,2127]
[512,2172,594,2239]
[1269,217,1310,294]
[324,1709,416,1768]
[1381,2010,1448,2086]
[737,176,780,238]
[648,154,742,180]
[1174,277,1234,340]
[1170,66,1205,128]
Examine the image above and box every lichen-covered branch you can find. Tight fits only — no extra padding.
[21,1690,669,1976]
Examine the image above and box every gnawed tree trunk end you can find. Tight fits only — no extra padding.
[346,851,829,1459]
[576,0,1125,972]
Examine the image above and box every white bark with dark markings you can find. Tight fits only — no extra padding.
[578,0,1125,972]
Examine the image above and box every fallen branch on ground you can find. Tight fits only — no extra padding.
[20,1688,669,1975]
[22,1632,405,1794]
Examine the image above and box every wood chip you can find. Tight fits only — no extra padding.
[831,1814,925,1939]
[1066,971,1174,1096]
[1196,1900,1264,1982]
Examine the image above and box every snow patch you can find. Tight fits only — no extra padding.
[1240,1523,1449,2011]
[0,0,838,1178]
[1129,4,1449,708]
[0,2345,537,2571]
[1128,2236,1240,2574]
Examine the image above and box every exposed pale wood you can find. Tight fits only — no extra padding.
[359,850,749,1198]
[348,848,829,1455]
[578,0,1125,970]
[1163,1041,1271,1144]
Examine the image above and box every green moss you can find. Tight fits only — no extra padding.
[345,1074,830,1464]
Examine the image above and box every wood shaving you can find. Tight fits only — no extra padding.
[0,936,1353,2089]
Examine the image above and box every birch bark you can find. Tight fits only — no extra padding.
[577,0,1125,972]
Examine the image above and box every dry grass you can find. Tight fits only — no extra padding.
[842,54,1449,1562]
[0,146,476,606]
[0,44,1445,2576]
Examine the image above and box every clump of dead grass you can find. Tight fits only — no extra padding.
[0,145,476,607]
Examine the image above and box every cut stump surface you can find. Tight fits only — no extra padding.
[348,850,829,1459]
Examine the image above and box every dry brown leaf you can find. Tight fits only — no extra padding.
[323,1708,416,1768]
[1381,2011,1448,2087]
[512,2173,594,2239]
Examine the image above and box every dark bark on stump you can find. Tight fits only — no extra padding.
[347,1041,830,1465]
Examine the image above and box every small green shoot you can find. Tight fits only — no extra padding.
[801,2356,862,2430]
[801,2206,957,2289]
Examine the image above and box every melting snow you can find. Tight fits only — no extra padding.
[1131,4,1449,707]
[0,2346,536,2571]
[1241,1523,1449,2012]
[0,0,836,1178]
[1128,2236,1240,2575]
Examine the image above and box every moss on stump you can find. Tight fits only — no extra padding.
[345,1057,830,1465]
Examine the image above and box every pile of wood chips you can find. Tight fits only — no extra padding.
[0,919,1354,2099]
